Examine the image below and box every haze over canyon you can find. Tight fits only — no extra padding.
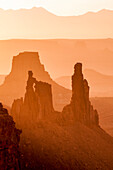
[0,8,113,39]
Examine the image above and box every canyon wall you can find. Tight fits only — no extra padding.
[0,103,21,169]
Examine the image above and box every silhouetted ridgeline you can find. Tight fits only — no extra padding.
[0,103,21,169]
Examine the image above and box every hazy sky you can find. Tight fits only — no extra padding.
[0,0,113,15]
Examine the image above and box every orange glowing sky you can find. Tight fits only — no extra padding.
[0,0,113,16]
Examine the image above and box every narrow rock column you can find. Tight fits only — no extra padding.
[71,63,86,122]
[63,62,99,127]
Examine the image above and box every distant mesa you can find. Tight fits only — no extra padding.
[1,39,113,82]
[0,52,71,111]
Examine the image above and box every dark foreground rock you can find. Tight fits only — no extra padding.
[0,103,21,170]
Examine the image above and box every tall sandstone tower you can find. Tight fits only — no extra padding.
[63,63,99,126]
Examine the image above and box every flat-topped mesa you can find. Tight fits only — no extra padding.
[11,71,54,128]
[0,103,21,169]
[63,63,99,127]
[0,52,52,106]
[11,52,43,76]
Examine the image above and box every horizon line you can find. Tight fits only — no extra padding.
[0,7,113,17]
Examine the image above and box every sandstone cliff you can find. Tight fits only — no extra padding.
[0,103,21,170]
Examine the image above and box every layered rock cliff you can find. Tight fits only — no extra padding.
[11,71,54,129]
[0,52,71,111]
[0,103,21,169]
[62,63,99,126]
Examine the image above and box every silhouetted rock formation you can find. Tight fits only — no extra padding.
[0,103,21,169]
[11,71,54,128]
[0,52,71,111]
[12,63,99,130]
[62,63,99,126]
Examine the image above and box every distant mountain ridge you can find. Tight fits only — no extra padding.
[0,7,113,39]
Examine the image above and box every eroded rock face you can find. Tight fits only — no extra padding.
[62,63,99,126]
[11,71,54,129]
[0,103,21,170]
[0,52,71,111]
